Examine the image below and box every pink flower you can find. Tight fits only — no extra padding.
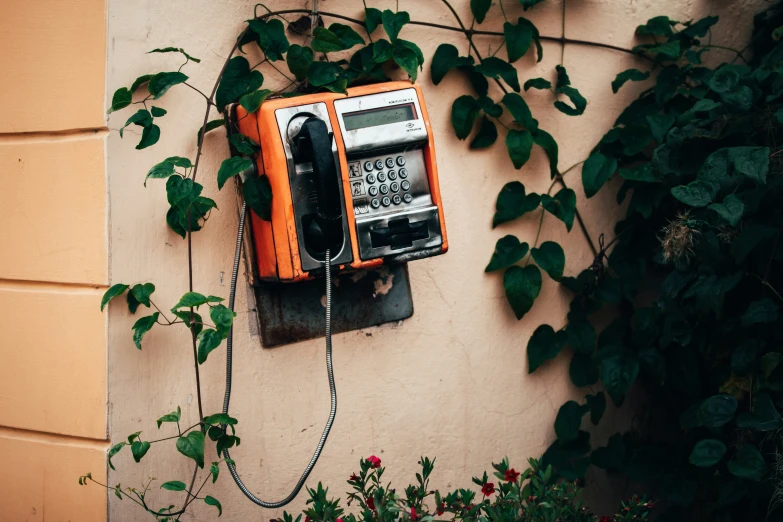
[336,518,344,522]
[366,455,381,468]
[410,507,418,521]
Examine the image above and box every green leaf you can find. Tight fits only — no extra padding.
[120,109,152,138]
[555,401,589,442]
[148,72,188,99]
[485,235,529,272]
[470,0,491,23]
[307,61,344,87]
[591,433,625,471]
[210,462,220,483]
[197,329,223,364]
[205,496,223,516]
[601,355,639,406]
[392,41,420,81]
[131,441,151,463]
[699,394,738,428]
[157,406,181,429]
[108,87,132,114]
[582,153,617,198]
[381,9,410,42]
[172,292,210,310]
[533,129,559,179]
[477,57,521,92]
[229,134,260,156]
[506,129,534,169]
[197,119,226,144]
[566,315,595,355]
[737,393,783,431]
[470,116,498,149]
[540,188,576,231]
[217,157,253,190]
[741,298,779,326]
[519,0,546,10]
[137,124,161,150]
[365,7,383,34]
[176,431,205,469]
[243,174,273,221]
[203,413,238,426]
[728,146,770,183]
[505,17,542,63]
[239,89,273,113]
[531,241,565,281]
[148,47,201,63]
[689,439,726,467]
[586,392,606,425]
[501,92,537,131]
[646,113,675,143]
[671,181,716,208]
[132,313,159,350]
[215,56,264,110]
[431,44,462,85]
[504,265,542,320]
[492,181,541,227]
[569,352,599,387]
[130,74,154,93]
[648,40,681,60]
[130,283,155,308]
[727,445,766,482]
[210,304,236,336]
[312,24,364,53]
[527,324,567,372]
[286,45,314,81]
[247,19,289,61]
[451,95,481,140]
[101,284,129,311]
[150,106,166,117]
[708,194,744,227]
[108,442,126,471]
[611,68,650,93]
[618,164,659,183]
[524,77,551,91]
[127,431,141,444]
[161,481,187,491]
[555,86,587,115]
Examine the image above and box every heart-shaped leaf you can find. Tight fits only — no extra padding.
[492,181,541,228]
[504,265,542,320]
[531,241,565,281]
[381,10,410,42]
[176,431,205,469]
[485,235,529,272]
[689,439,727,467]
[527,324,567,372]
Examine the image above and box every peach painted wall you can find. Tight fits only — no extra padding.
[0,0,109,520]
[104,1,764,521]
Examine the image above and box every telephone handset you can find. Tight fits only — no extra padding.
[290,117,344,260]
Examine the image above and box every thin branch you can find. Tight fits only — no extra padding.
[184,82,211,102]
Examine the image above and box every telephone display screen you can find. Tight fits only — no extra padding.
[343,104,416,131]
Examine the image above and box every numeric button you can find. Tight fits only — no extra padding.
[390,182,399,193]
[398,168,408,179]
[379,184,389,195]
[385,157,395,168]
[381,196,391,207]
[392,194,402,205]
[377,172,387,182]
[371,199,381,209]
[375,159,384,170]
[388,170,397,180]
[366,173,376,183]
[403,193,413,203]
[364,161,374,172]
[368,186,378,196]
[396,156,406,166]
[401,180,410,191]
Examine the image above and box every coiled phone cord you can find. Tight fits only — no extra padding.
[221,201,337,508]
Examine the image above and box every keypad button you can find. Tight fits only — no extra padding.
[364,161,374,172]
[390,182,399,193]
[388,170,397,180]
[377,172,387,182]
[396,156,406,166]
[371,199,381,209]
[401,180,410,191]
[379,184,389,195]
[366,173,376,183]
[392,194,402,205]
[374,159,384,170]
[403,193,413,203]
[385,157,395,168]
[368,186,378,196]
[398,168,408,179]
[381,196,391,207]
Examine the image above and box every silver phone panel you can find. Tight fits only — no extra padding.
[274,103,353,271]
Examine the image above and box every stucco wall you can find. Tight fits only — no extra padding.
[105,1,764,520]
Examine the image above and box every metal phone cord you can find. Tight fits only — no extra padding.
[221,202,337,508]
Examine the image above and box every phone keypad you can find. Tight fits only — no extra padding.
[348,154,418,215]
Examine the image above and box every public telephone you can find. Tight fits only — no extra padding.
[221,81,447,509]
[234,81,448,282]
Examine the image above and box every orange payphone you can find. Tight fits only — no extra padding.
[235,81,448,282]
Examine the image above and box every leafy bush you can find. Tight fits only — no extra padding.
[277,456,652,522]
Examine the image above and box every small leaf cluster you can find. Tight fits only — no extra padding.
[523,6,783,520]
[275,456,650,522]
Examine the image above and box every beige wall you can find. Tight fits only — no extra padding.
[0,0,108,520]
[105,1,763,520]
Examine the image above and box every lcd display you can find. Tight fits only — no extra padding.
[343,104,416,131]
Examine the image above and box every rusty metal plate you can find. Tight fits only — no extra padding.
[253,263,413,347]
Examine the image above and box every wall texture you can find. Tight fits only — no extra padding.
[104,1,764,521]
[0,0,109,520]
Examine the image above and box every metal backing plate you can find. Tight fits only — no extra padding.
[254,263,413,347]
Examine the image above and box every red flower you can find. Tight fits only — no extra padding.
[437,502,445,515]
[599,517,612,522]
[481,482,495,496]
[349,473,360,482]
[367,455,382,468]
[337,518,344,522]
[366,497,375,510]
[410,507,418,521]
[504,468,520,482]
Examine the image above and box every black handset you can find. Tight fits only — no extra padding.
[292,117,344,260]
